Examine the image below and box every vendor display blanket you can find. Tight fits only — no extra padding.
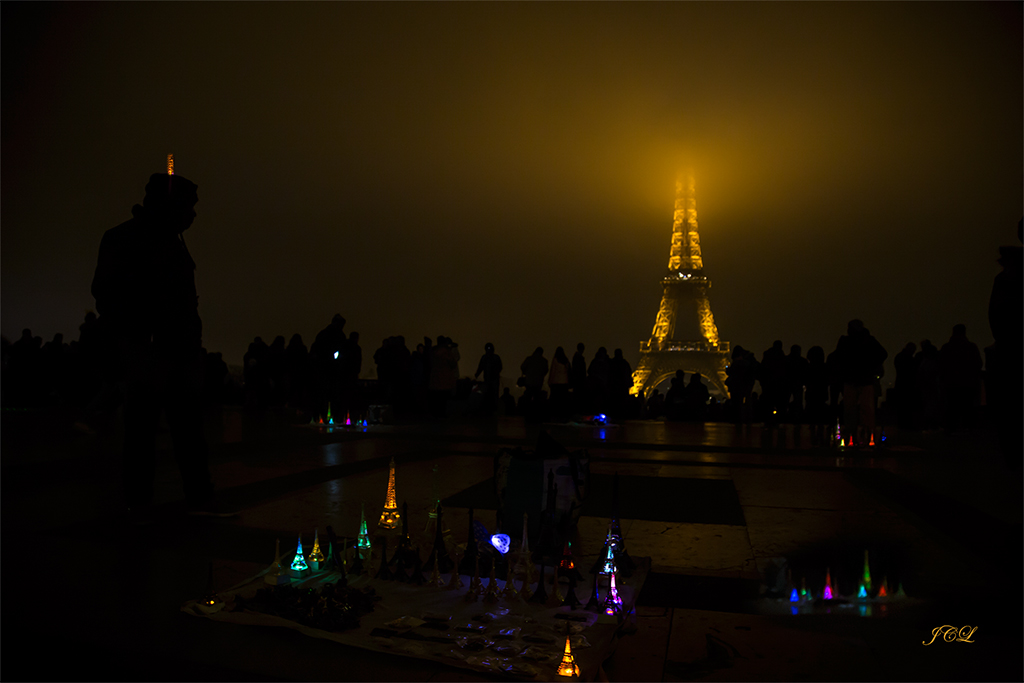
[183,556,649,681]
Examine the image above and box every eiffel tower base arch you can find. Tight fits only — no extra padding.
[632,349,730,400]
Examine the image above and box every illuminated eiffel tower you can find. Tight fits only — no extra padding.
[631,176,730,399]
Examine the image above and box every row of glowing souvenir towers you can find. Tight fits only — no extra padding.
[309,402,369,429]
[788,551,907,607]
[833,420,886,449]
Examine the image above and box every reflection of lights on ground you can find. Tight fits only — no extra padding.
[597,428,607,440]
[322,443,343,466]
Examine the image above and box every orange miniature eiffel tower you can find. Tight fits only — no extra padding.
[631,175,730,399]
[378,457,400,530]
[556,632,580,677]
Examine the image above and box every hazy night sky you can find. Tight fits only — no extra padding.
[3,2,1021,388]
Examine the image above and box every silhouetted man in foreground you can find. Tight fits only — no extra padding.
[92,171,230,521]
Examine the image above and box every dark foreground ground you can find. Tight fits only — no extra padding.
[2,407,1021,682]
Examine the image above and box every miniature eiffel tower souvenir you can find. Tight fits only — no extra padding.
[559,540,583,582]
[422,464,452,541]
[534,471,560,561]
[428,554,444,588]
[410,552,426,586]
[483,566,500,603]
[518,560,534,602]
[446,546,465,590]
[546,576,565,608]
[608,474,636,577]
[514,512,531,573]
[561,573,581,609]
[356,503,372,559]
[425,502,453,574]
[265,538,290,585]
[391,503,414,581]
[530,559,548,604]
[375,537,394,580]
[499,564,519,600]
[602,572,622,616]
[198,561,223,614]
[378,457,401,531]
[584,575,600,611]
[325,526,344,572]
[469,554,484,595]
[308,529,326,571]
[861,550,872,593]
[556,624,580,678]
[350,544,364,577]
[459,508,480,576]
[290,534,310,577]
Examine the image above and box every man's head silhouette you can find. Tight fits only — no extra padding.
[143,173,198,232]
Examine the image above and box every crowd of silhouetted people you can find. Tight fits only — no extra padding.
[0,313,999,441]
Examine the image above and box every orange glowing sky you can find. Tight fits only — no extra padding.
[2,3,1021,384]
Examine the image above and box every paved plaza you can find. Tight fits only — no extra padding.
[2,408,1021,681]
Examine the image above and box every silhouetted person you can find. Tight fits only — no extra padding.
[587,347,610,413]
[784,344,808,422]
[243,336,270,409]
[608,348,634,416]
[726,345,758,424]
[202,350,229,405]
[520,347,548,404]
[91,171,227,518]
[409,342,428,415]
[832,319,887,444]
[499,386,517,416]
[938,324,982,433]
[284,333,309,412]
[474,342,503,415]
[5,328,38,407]
[646,388,664,419]
[684,372,710,421]
[893,342,918,429]
[429,336,459,417]
[759,340,786,422]
[804,346,829,426]
[311,314,347,416]
[346,332,362,385]
[986,220,1023,468]
[914,340,940,430]
[664,374,685,421]
[547,346,571,418]
[570,342,588,411]
[266,335,286,406]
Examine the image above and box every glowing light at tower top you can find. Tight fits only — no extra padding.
[167,154,174,176]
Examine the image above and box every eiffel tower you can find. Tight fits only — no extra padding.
[631,176,730,399]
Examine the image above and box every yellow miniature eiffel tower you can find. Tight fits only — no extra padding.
[308,529,326,571]
[378,457,400,530]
